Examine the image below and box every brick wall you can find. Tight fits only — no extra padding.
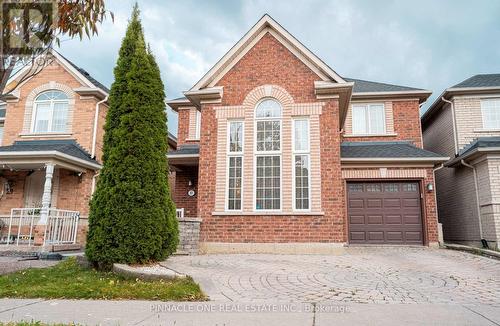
[3,61,103,155]
[343,99,423,147]
[197,32,346,243]
[173,167,198,217]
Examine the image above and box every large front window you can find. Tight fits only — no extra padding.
[255,99,281,210]
[481,99,500,129]
[352,103,385,135]
[293,119,310,210]
[227,121,243,210]
[32,90,69,133]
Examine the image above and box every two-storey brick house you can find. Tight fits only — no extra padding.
[0,50,176,248]
[168,15,448,254]
[422,74,500,250]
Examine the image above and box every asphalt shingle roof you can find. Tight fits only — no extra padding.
[452,74,500,88]
[460,137,500,156]
[341,141,444,158]
[57,51,110,93]
[168,144,199,156]
[0,140,98,164]
[344,78,424,93]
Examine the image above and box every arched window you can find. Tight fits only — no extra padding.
[255,98,282,210]
[32,90,69,133]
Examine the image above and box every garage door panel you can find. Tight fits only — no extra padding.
[347,181,423,245]
[350,232,366,241]
[403,198,420,207]
[367,215,383,224]
[386,232,404,241]
[384,198,401,208]
[349,199,364,208]
[367,231,384,241]
[349,215,365,224]
[367,199,383,208]
[386,215,402,225]
[404,215,421,224]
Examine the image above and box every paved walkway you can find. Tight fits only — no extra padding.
[164,247,500,305]
[1,299,500,325]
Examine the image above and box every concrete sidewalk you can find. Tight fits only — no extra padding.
[1,299,499,326]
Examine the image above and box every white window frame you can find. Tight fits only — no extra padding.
[195,110,201,139]
[0,103,5,146]
[351,103,386,135]
[254,98,282,212]
[30,91,70,133]
[481,98,500,130]
[292,118,311,211]
[226,120,244,211]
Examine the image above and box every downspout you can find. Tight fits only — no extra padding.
[441,97,459,156]
[91,95,108,159]
[460,159,487,247]
[91,173,100,195]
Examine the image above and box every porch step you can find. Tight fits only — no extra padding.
[47,244,82,252]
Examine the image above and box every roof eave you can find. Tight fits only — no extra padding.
[445,147,500,167]
[0,150,102,170]
[352,90,432,103]
[422,86,500,127]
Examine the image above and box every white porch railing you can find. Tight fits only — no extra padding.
[0,208,79,246]
[44,209,80,245]
[176,208,184,219]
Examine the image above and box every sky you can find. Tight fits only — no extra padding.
[58,0,500,136]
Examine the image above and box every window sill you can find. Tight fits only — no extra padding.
[185,138,200,141]
[473,129,500,133]
[212,211,325,216]
[20,133,73,138]
[343,133,397,138]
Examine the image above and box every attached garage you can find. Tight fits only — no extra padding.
[347,181,424,245]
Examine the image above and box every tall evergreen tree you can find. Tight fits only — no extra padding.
[86,5,178,268]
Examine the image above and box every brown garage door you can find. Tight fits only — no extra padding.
[347,181,423,245]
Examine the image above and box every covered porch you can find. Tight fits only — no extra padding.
[168,144,201,255]
[0,140,101,250]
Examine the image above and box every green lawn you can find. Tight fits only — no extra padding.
[0,258,206,301]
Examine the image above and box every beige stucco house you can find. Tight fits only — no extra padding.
[422,74,500,250]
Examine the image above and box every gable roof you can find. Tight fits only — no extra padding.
[57,51,110,93]
[6,49,109,99]
[189,14,346,92]
[422,73,500,127]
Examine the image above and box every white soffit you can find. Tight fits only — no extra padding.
[190,14,346,91]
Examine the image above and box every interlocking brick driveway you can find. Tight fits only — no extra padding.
[165,247,500,305]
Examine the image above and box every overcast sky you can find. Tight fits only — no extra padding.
[58,0,500,135]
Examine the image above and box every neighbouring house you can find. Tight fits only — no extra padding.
[0,50,177,249]
[167,15,448,254]
[422,74,500,250]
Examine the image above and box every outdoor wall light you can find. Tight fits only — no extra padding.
[426,183,434,192]
[188,180,193,187]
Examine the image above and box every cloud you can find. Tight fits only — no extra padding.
[56,0,500,135]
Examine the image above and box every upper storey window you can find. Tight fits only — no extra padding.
[255,99,282,210]
[32,90,69,133]
[481,99,500,129]
[352,103,385,135]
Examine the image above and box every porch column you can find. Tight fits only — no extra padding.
[39,163,55,225]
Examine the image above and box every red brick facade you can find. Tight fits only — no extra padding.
[172,32,440,248]
[344,99,423,147]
